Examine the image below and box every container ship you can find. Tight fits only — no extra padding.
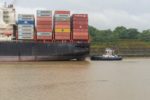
[0,4,90,61]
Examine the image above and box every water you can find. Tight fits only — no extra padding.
[0,58,150,100]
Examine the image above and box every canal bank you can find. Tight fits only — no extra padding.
[90,40,150,57]
[91,48,150,57]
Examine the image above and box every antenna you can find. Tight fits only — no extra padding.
[4,1,7,7]
[11,0,16,5]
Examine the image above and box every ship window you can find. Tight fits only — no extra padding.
[3,16,9,18]
[3,20,9,23]
[4,20,9,23]
[3,11,9,14]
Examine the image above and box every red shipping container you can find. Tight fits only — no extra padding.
[37,17,52,21]
[73,21,88,25]
[55,32,70,35]
[55,24,70,26]
[73,29,88,32]
[73,19,88,21]
[72,14,88,17]
[37,19,52,21]
[37,19,52,22]
[55,11,70,14]
[55,25,70,28]
[37,25,52,29]
[55,21,70,25]
[73,17,88,19]
[37,24,52,27]
[55,32,70,40]
[73,25,88,29]
[73,32,88,35]
[73,36,88,40]
[37,16,52,18]
[73,18,88,21]
[73,32,89,40]
[55,36,70,40]
[37,36,52,40]
[37,21,52,25]
[37,29,52,32]
[71,14,89,41]
[37,20,52,23]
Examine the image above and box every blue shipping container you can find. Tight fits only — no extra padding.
[18,20,35,25]
[18,17,34,21]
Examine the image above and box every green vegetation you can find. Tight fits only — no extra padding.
[89,26,150,55]
[89,26,150,43]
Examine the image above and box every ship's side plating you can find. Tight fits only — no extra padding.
[0,41,89,61]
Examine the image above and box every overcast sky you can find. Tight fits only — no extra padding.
[1,0,150,31]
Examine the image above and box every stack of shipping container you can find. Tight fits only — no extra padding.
[72,14,88,41]
[36,10,52,40]
[16,11,89,42]
[17,14,35,40]
[54,11,71,40]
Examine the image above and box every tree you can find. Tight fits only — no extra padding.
[88,25,99,37]
[113,26,139,39]
[126,28,139,39]
[139,30,150,41]
[93,29,116,42]
[113,26,127,39]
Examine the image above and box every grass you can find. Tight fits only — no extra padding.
[91,39,150,49]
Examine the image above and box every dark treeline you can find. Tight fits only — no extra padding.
[89,26,150,43]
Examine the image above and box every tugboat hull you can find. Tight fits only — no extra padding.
[91,56,122,61]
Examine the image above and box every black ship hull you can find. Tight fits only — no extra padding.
[0,42,90,61]
[91,56,122,61]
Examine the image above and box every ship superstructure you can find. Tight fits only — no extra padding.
[0,4,16,40]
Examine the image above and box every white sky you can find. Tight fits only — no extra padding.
[1,0,150,31]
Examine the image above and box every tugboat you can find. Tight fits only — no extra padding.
[91,48,122,61]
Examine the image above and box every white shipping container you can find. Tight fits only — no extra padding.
[18,36,34,39]
[18,14,34,18]
[18,25,34,33]
[18,32,34,40]
[18,14,34,21]
[18,32,34,35]
[37,32,52,36]
[18,18,34,21]
[18,28,34,33]
[18,25,34,28]
[18,33,34,38]
[54,14,70,18]
[37,10,52,17]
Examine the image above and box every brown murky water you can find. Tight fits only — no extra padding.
[0,58,150,100]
